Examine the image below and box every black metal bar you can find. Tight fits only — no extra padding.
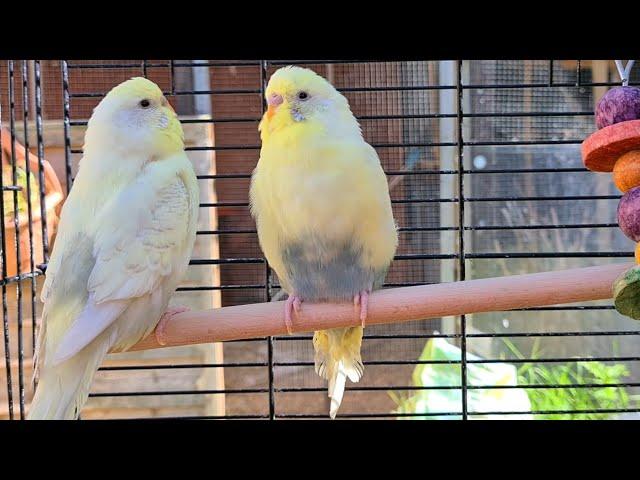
[71,85,465,98]
[271,355,640,366]
[275,381,640,393]
[468,356,640,364]
[0,270,43,287]
[69,111,596,128]
[98,362,269,371]
[8,61,26,419]
[464,223,618,231]
[189,258,265,265]
[576,60,582,87]
[456,59,468,421]
[31,60,49,389]
[65,81,640,96]
[276,412,461,418]
[66,62,173,69]
[468,330,640,338]
[466,195,620,202]
[173,283,612,294]
[260,59,276,421]
[198,168,595,178]
[469,408,640,416]
[461,81,640,89]
[275,408,640,418]
[132,414,270,420]
[195,194,621,209]
[465,252,633,258]
[175,61,261,67]
[176,284,265,292]
[33,62,50,364]
[61,61,72,194]
[0,64,13,420]
[88,387,269,398]
[20,60,37,414]
[194,222,619,236]
[169,60,176,96]
[187,251,635,265]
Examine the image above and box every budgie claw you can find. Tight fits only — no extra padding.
[284,295,303,335]
[353,290,370,328]
[155,306,190,346]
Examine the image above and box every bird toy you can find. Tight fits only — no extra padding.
[581,60,640,319]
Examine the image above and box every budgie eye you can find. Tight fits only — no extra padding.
[297,91,309,100]
[139,99,151,108]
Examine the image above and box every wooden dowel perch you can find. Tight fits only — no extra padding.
[129,262,633,352]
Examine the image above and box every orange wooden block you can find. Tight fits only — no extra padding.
[582,119,640,172]
[613,150,640,192]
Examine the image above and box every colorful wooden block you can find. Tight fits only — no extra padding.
[582,119,640,172]
[613,150,640,192]
[595,86,640,129]
[614,266,640,319]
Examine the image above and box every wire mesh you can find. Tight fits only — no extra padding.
[1,59,639,420]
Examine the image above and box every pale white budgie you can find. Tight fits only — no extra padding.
[250,67,398,418]
[28,77,199,420]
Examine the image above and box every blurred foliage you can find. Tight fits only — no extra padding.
[390,338,532,420]
[2,165,39,217]
[503,338,635,420]
[390,337,637,419]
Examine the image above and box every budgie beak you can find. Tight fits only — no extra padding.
[266,93,283,119]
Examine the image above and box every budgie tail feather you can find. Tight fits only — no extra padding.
[313,326,364,419]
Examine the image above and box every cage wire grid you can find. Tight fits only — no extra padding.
[1,60,640,420]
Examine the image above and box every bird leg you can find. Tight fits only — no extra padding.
[284,294,303,335]
[155,306,190,346]
[353,290,370,328]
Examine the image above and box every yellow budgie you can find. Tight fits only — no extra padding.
[250,67,398,418]
[28,78,199,419]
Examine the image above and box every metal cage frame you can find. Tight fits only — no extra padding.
[1,59,639,420]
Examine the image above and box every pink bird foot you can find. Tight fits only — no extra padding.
[155,306,190,346]
[284,294,303,335]
[353,290,370,328]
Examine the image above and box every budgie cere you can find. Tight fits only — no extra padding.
[28,78,199,419]
[250,67,398,418]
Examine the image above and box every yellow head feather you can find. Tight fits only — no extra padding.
[106,77,165,103]
[259,66,359,144]
[87,77,184,156]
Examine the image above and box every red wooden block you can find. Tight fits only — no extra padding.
[582,119,640,172]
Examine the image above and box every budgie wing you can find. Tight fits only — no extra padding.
[348,142,398,274]
[41,165,196,367]
[249,165,292,293]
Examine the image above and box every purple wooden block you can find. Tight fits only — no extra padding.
[618,186,640,241]
[596,86,640,130]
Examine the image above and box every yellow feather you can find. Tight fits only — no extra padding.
[250,66,398,418]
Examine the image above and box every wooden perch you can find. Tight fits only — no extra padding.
[127,262,633,352]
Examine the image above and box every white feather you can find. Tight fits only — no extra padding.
[30,155,198,419]
[329,362,348,420]
[50,295,127,366]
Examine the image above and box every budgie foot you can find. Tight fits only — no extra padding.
[155,306,190,346]
[284,294,303,335]
[353,290,370,328]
